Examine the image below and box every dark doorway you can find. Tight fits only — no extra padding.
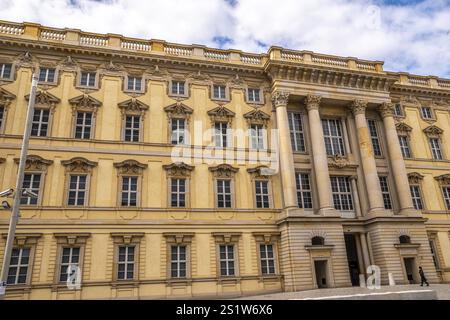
[344,234,361,286]
[403,257,417,284]
[314,260,328,288]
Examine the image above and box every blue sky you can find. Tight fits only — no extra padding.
[0,0,449,77]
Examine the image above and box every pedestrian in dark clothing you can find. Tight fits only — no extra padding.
[419,266,429,286]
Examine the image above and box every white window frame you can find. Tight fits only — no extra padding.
[38,67,56,83]
[250,124,266,150]
[170,178,187,208]
[430,138,443,160]
[171,80,186,96]
[218,244,236,277]
[0,105,5,133]
[79,71,97,88]
[170,245,187,278]
[421,106,433,120]
[330,176,354,211]
[288,112,306,152]
[123,114,141,142]
[58,246,81,283]
[379,176,393,210]
[259,244,276,275]
[247,87,261,103]
[31,108,50,137]
[117,245,136,281]
[322,119,346,156]
[214,122,230,148]
[126,76,143,92]
[442,186,450,210]
[296,172,313,209]
[120,176,139,207]
[67,174,88,206]
[74,111,93,139]
[216,179,233,208]
[255,180,270,209]
[394,103,404,117]
[20,172,42,206]
[170,118,187,145]
[367,119,382,157]
[410,185,424,210]
[212,84,227,100]
[0,63,12,80]
[399,135,412,158]
[7,247,31,285]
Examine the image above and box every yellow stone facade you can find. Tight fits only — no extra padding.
[0,21,449,299]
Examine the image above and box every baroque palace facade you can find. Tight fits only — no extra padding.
[0,21,449,299]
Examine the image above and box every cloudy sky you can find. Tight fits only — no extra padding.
[0,0,449,77]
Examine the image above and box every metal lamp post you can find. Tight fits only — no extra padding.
[0,73,38,296]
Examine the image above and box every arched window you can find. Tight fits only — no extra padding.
[311,236,325,246]
[399,235,411,244]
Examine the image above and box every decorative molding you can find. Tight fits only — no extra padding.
[68,94,102,114]
[145,65,170,80]
[25,90,60,112]
[252,232,281,244]
[247,166,277,178]
[423,125,443,138]
[164,100,193,121]
[0,158,5,164]
[305,94,322,111]
[14,51,37,68]
[61,157,98,173]
[163,232,194,244]
[54,233,91,245]
[110,232,144,244]
[435,174,450,186]
[14,155,53,171]
[209,164,239,178]
[117,98,149,118]
[1,233,42,246]
[100,60,125,74]
[243,108,270,126]
[349,99,368,115]
[212,232,241,243]
[407,172,424,184]
[327,154,357,169]
[228,73,246,89]
[113,159,147,175]
[271,91,289,108]
[0,87,16,108]
[162,162,195,177]
[395,122,413,135]
[58,55,78,70]
[207,105,235,124]
[378,102,394,118]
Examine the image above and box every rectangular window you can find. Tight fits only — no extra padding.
[398,136,412,158]
[430,138,443,160]
[217,179,232,208]
[31,109,50,137]
[247,88,260,102]
[250,124,265,149]
[443,187,450,210]
[379,176,393,210]
[59,247,80,282]
[74,112,93,139]
[331,176,353,211]
[20,173,41,205]
[124,115,140,142]
[38,67,56,83]
[171,81,185,95]
[0,63,12,79]
[80,71,96,87]
[213,85,226,99]
[0,106,4,130]
[171,118,186,145]
[368,120,382,156]
[7,247,30,285]
[219,245,235,277]
[255,180,270,208]
[394,103,403,117]
[170,178,186,207]
[121,176,138,207]
[260,244,276,275]
[296,173,313,209]
[421,107,433,119]
[117,245,135,280]
[410,185,423,210]
[170,245,187,278]
[322,119,345,156]
[214,122,229,147]
[67,175,87,206]
[288,112,305,152]
[127,76,142,91]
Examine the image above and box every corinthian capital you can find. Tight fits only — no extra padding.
[349,99,368,115]
[378,102,394,118]
[305,94,322,111]
[271,91,290,108]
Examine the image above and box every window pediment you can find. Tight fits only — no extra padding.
[407,172,424,184]
[25,90,60,109]
[113,159,147,175]
[111,232,144,244]
[207,105,235,124]
[54,233,90,245]
[209,164,239,178]
[61,157,97,173]
[1,233,42,246]
[243,108,270,126]
[118,98,149,117]
[164,101,193,119]
[163,162,195,177]
[0,87,16,108]
[423,125,443,138]
[212,232,241,244]
[247,165,276,178]
[14,155,53,171]
[435,174,450,186]
[252,232,281,244]
[163,232,194,244]
[396,122,413,135]
[69,94,102,113]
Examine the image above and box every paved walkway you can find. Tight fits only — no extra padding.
[237,284,450,300]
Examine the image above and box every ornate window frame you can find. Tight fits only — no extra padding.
[252,232,281,278]
[164,100,193,145]
[245,85,265,105]
[111,233,144,283]
[210,83,230,102]
[423,125,445,160]
[407,172,425,211]
[212,233,241,279]
[207,105,235,147]
[393,102,406,119]
[76,69,100,90]
[163,233,194,282]
[209,164,239,209]
[244,108,271,150]
[419,103,436,123]
[435,174,450,211]
[247,166,274,209]
[167,77,190,99]
[113,160,147,208]
[68,94,102,140]
[14,155,53,207]
[163,162,194,208]
[123,74,146,94]
[396,122,414,159]
[61,157,98,207]
[118,98,149,143]
[0,60,16,82]
[53,233,90,286]
[0,88,16,134]
[25,90,61,137]
[37,65,60,86]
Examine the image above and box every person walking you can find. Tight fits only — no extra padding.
[419,266,429,286]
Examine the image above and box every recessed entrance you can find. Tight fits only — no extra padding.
[314,260,328,288]
[344,234,361,286]
[403,257,417,284]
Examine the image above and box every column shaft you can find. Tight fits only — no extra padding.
[360,233,372,273]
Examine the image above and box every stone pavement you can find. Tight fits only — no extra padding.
[236,284,450,300]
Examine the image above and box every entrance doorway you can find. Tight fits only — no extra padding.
[344,234,361,286]
[314,260,328,288]
[403,257,417,284]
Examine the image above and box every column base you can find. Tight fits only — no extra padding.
[364,208,393,219]
[318,207,341,217]
[398,208,423,217]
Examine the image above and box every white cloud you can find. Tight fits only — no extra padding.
[0,0,449,77]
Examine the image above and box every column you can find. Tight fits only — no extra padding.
[305,94,336,215]
[360,233,372,272]
[349,176,362,217]
[272,91,297,209]
[350,100,385,213]
[379,102,415,214]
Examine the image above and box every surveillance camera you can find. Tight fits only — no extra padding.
[1,201,11,210]
[0,188,14,198]
[22,188,38,198]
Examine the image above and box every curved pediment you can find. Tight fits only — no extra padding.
[435,174,450,185]
[407,172,424,184]
[113,159,147,174]
[61,157,98,173]
[13,155,53,171]
[209,164,239,178]
[163,162,195,177]
[69,94,102,109]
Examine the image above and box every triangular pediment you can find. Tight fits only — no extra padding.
[69,94,102,109]
[243,109,271,124]
[25,90,60,106]
[164,101,193,116]
[0,87,16,106]
[395,122,413,133]
[118,98,149,113]
[207,106,235,118]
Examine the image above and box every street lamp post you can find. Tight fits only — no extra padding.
[0,73,38,296]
